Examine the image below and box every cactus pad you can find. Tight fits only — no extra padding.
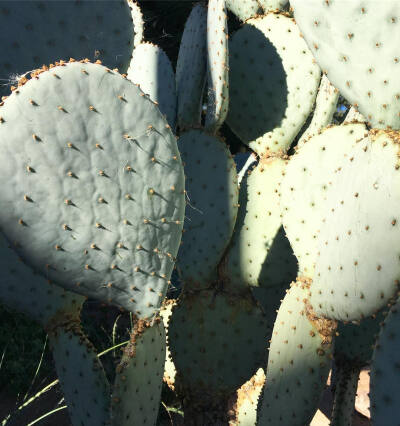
[225,158,297,289]
[0,61,185,318]
[291,0,400,130]
[112,319,166,426]
[205,0,229,132]
[257,279,336,425]
[0,0,138,97]
[227,13,321,156]
[127,42,177,129]
[311,130,400,321]
[281,123,368,277]
[225,0,262,22]
[176,3,207,131]
[177,130,238,288]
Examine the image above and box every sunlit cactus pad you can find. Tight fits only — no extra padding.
[311,130,400,321]
[0,0,139,97]
[291,0,400,130]
[0,61,185,318]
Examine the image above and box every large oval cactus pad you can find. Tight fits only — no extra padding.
[0,61,185,318]
[291,0,400,130]
[311,130,400,321]
[0,0,138,97]
[227,13,320,156]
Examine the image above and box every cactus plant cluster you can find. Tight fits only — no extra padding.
[0,0,399,425]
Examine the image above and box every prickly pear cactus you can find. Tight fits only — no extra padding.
[205,0,230,132]
[311,130,400,321]
[258,279,336,425]
[0,0,141,97]
[291,0,400,130]
[112,319,166,426]
[371,297,400,425]
[0,61,185,317]
[227,13,321,156]
[176,129,238,288]
[176,3,207,131]
[127,42,177,129]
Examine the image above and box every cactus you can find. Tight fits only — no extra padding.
[227,12,321,156]
[225,0,262,22]
[176,3,208,131]
[291,0,400,130]
[0,0,141,97]
[205,0,230,132]
[0,61,185,318]
[127,42,177,129]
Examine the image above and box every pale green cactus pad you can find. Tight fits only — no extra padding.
[205,0,229,133]
[167,289,268,411]
[227,13,321,156]
[127,42,177,129]
[176,3,207,131]
[371,298,400,425]
[0,231,84,327]
[257,280,336,425]
[0,61,185,318]
[176,130,238,288]
[281,123,368,278]
[0,0,139,97]
[49,323,111,426]
[297,74,339,149]
[112,319,165,426]
[311,130,400,321]
[225,158,297,289]
[291,0,400,130]
[225,0,262,22]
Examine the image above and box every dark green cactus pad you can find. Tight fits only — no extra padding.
[0,231,84,327]
[167,289,268,409]
[371,297,400,425]
[227,13,320,156]
[281,123,368,277]
[176,130,238,288]
[205,0,230,133]
[0,61,185,318]
[0,0,139,97]
[49,323,111,426]
[176,3,207,131]
[311,130,400,321]
[224,158,297,289]
[112,319,165,426]
[127,42,177,129]
[291,0,400,130]
[257,279,336,425]
[225,0,262,22]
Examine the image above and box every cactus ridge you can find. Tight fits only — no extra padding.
[311,130,400,321]
[0,0,138,97]
[227,13,321,156]
[176,3,208,131]
[291,0,400,130]
[176,129,238,288]
[127,42,177,130]
[0,61,185,317]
